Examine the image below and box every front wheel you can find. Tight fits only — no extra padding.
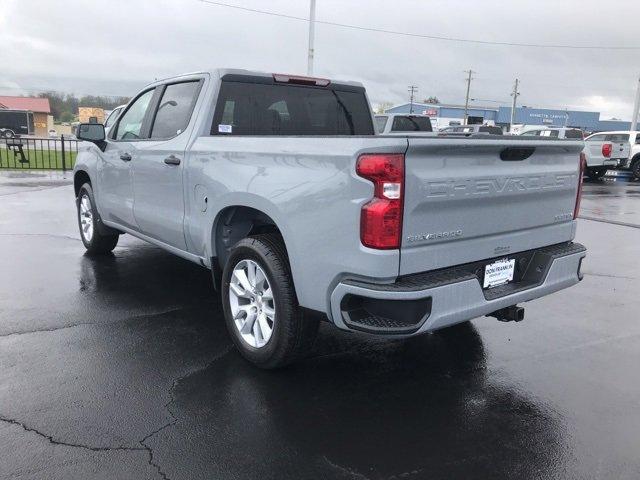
[77,183,119,254]
[221,234,318,369]
[3,129,14,139]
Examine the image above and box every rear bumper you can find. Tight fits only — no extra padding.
[329,242,586,335]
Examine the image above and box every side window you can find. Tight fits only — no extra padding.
[565,129,583,139]
[635,135,640,145]
[104,108,121,128]
[375,116,388,133]
[606,134,629,142]
[586,134,605,142]
[115,89,155,141]
[150,81,201,139]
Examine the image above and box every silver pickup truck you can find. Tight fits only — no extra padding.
[73,69,587,368]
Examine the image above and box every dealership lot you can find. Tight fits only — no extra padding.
[1,172,639,479]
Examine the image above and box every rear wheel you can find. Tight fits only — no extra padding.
[631,158,640,180]
[3,129,14,139]
[587,167,606,180]
[77,183,119,254]
[221,234,318,369]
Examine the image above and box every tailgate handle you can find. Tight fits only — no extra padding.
[500,147,535,161]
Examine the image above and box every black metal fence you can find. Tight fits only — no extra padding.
[0,136,79,170]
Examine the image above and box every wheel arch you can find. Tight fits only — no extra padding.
[211,205,288,270]
[74,169,91,197]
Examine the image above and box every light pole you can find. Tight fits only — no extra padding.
[632,74,640,131]
[307,0,316,75]
[463,70,474,125]
[408,85,418,114]
[509,78,520,132]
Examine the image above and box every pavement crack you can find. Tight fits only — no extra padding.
[138,345,234,480]
[0,307,191,339]
[579,215,640,229]
[0,415,144,453]
[0,232,81,242]
[583,272,638,280]
[322,455,372,480]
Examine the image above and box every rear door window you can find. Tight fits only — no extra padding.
[390,116,433,132]
[478,126,502,135]
[564,129,583,139]
[212,80,374,135]
[375,116,388,133]
[151,81,201,139]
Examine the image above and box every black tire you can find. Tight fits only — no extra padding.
[3,129,14,139]
[76,183,119,254]
[631,158,640,180]
[587,167,606,180]
[221,234,319,369]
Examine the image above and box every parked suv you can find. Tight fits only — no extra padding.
[73,69,586,368]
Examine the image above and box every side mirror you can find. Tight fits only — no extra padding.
[78,123,105,142]
[77,123,106,151]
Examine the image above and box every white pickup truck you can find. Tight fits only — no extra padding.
[72,69,587,368]
[583,131,632,179]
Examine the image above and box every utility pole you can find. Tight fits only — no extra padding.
[307,0,316,75]
[632,74,640,131]
[509,78,520,133]
[408,85,418,114]
[463,70,475,125]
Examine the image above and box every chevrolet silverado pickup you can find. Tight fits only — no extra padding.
[73,69,587,368]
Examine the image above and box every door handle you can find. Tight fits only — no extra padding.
[164,155,181,166]
[119,152,132,162]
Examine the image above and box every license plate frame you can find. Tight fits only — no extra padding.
[483,258,515,289]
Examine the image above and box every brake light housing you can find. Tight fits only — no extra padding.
[356,154,405,249]
[602,143,612,158]
[574,152,586,219]
[272,73,330,87]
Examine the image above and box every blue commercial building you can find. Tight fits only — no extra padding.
[385,102,632,132]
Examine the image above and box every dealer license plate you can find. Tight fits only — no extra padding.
[483,258,515,289]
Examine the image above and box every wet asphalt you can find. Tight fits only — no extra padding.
[0,171,639,480]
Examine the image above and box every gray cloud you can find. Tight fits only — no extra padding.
[1,0,638,119]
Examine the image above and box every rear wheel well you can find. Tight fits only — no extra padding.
[74,170,91,197]
[213,206,283,269]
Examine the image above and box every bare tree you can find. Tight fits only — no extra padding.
[375,101,394,114]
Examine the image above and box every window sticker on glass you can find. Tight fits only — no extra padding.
[218,124,232,133]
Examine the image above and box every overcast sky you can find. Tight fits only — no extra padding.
[1,0,639,119]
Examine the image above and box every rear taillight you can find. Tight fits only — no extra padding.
[356,154,404,249]
[574,152,586,219]
[602,143,612,158]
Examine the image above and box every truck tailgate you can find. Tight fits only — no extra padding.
[400,138,583,276]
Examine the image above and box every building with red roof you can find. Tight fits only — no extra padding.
[0,96,52,136]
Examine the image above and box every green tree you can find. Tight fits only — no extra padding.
[423,96,440,104]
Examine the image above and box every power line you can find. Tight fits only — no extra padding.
[197,0,640,50]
